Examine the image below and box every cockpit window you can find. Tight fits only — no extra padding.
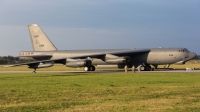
[178,48,189,52]
[183,48,189,52]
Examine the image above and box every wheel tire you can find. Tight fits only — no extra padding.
[140,66,145,71]
[84,67,91,71]
[91,66,96,71]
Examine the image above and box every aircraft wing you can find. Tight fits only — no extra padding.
[5,49,150,68]
[70,49,151,59]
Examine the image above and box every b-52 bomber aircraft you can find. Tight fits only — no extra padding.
[6,24,197,73]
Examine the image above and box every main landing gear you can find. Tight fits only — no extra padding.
[84,65,96,71]
[140,64,154,71]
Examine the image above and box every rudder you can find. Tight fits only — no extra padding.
[28,24,57,51]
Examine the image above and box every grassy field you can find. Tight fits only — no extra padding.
[0,72,200,112]
[0,60,200,71]
[0,65,79,71]
[159,60,200,70]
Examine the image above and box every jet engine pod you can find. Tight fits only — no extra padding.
[106,56,130,64]
[28,62,54,69]
[66,59,92,67]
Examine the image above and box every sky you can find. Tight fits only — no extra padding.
[0,0,200,56]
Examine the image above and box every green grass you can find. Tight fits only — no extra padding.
[0,65,80,71]
[1,60,200,71]
[159,62,200,70]
[0,72,200,111]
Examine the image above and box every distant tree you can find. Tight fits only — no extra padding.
[0,56,30,65]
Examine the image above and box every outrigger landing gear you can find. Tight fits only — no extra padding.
[32,68,37,73]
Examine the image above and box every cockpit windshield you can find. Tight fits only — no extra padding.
[178,48,189,52]
[184,48,189,52]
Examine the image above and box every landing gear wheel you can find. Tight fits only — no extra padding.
[90,66,96,71]
[84,67,91,71]
[140,66,145,71]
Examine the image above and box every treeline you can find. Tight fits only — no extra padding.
[0,56,33,65]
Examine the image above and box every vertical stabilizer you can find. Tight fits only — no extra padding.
[28,24,57,51]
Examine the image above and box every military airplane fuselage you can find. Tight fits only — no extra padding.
[20,48,196,66]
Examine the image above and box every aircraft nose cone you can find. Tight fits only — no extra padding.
[189,52,197,59]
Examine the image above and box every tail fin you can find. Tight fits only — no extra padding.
[28,24,57,51]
